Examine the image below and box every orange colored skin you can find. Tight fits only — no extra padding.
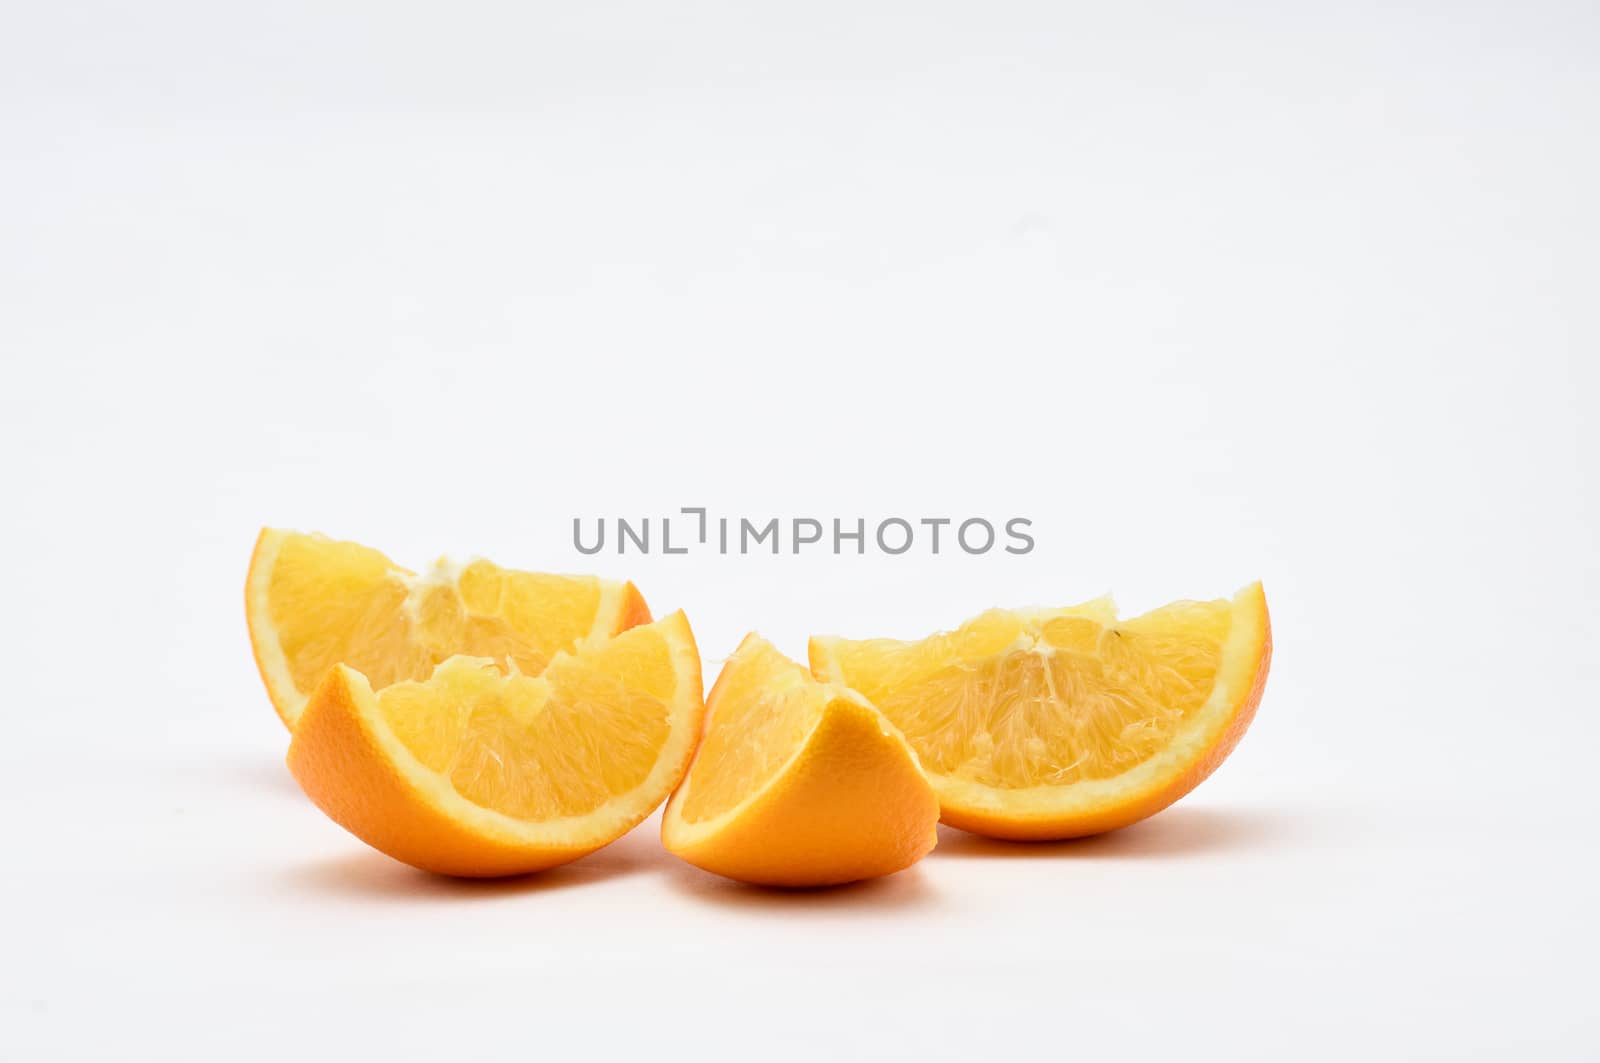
[663,634,940,888]
[243,528,297,729]
[665,694,940,888]
[286,666,615,876]
[288,613,706,877]
[616,581,653,634]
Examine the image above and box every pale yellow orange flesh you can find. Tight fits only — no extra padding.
[809,583,1271,840]
[246,528,650,728]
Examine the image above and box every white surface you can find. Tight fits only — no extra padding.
[3,3,1597,1060]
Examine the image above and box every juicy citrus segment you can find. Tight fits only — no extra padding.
[674,636,822,824]
[662,634,939,887]
[287,612,704,877]
[830,597,1232,787]
[246,529,650,728]
[809,583,1271,840]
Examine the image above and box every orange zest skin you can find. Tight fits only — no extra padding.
[809,584,1272,841]
[287,612,705,877]
[663,635,939,887]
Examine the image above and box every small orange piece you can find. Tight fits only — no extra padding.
[287,612,705,877]
[809,583,1272,840]
[245,529,650,728]
[662,634,939,887]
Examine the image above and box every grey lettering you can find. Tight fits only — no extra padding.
[662,517,688,554]
[741,518,778,554]
[1005,518,1035,555]
[958,517,995,554]
[834,518,865,554]
[682,507,707,543]
[573,518,605,555]
[793,518,823,553]
[619,517,649,554]
[876,518,913,555]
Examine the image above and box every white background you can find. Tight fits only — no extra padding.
[3,3,1597,1060]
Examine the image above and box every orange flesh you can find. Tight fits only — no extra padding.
[822,599,1233,789]
[676,640,826,824]
[267,535,610,695]
[374,624,677,821]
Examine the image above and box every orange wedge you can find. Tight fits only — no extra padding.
[246,529,650,728]
[809,583,1271,840]
[287,612,705,876]
[662,634,939,887]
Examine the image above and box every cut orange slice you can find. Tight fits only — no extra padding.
[809,583,1271,840]
[287,612,704,876]
[663,634,939,887]
[246,529,650,728]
